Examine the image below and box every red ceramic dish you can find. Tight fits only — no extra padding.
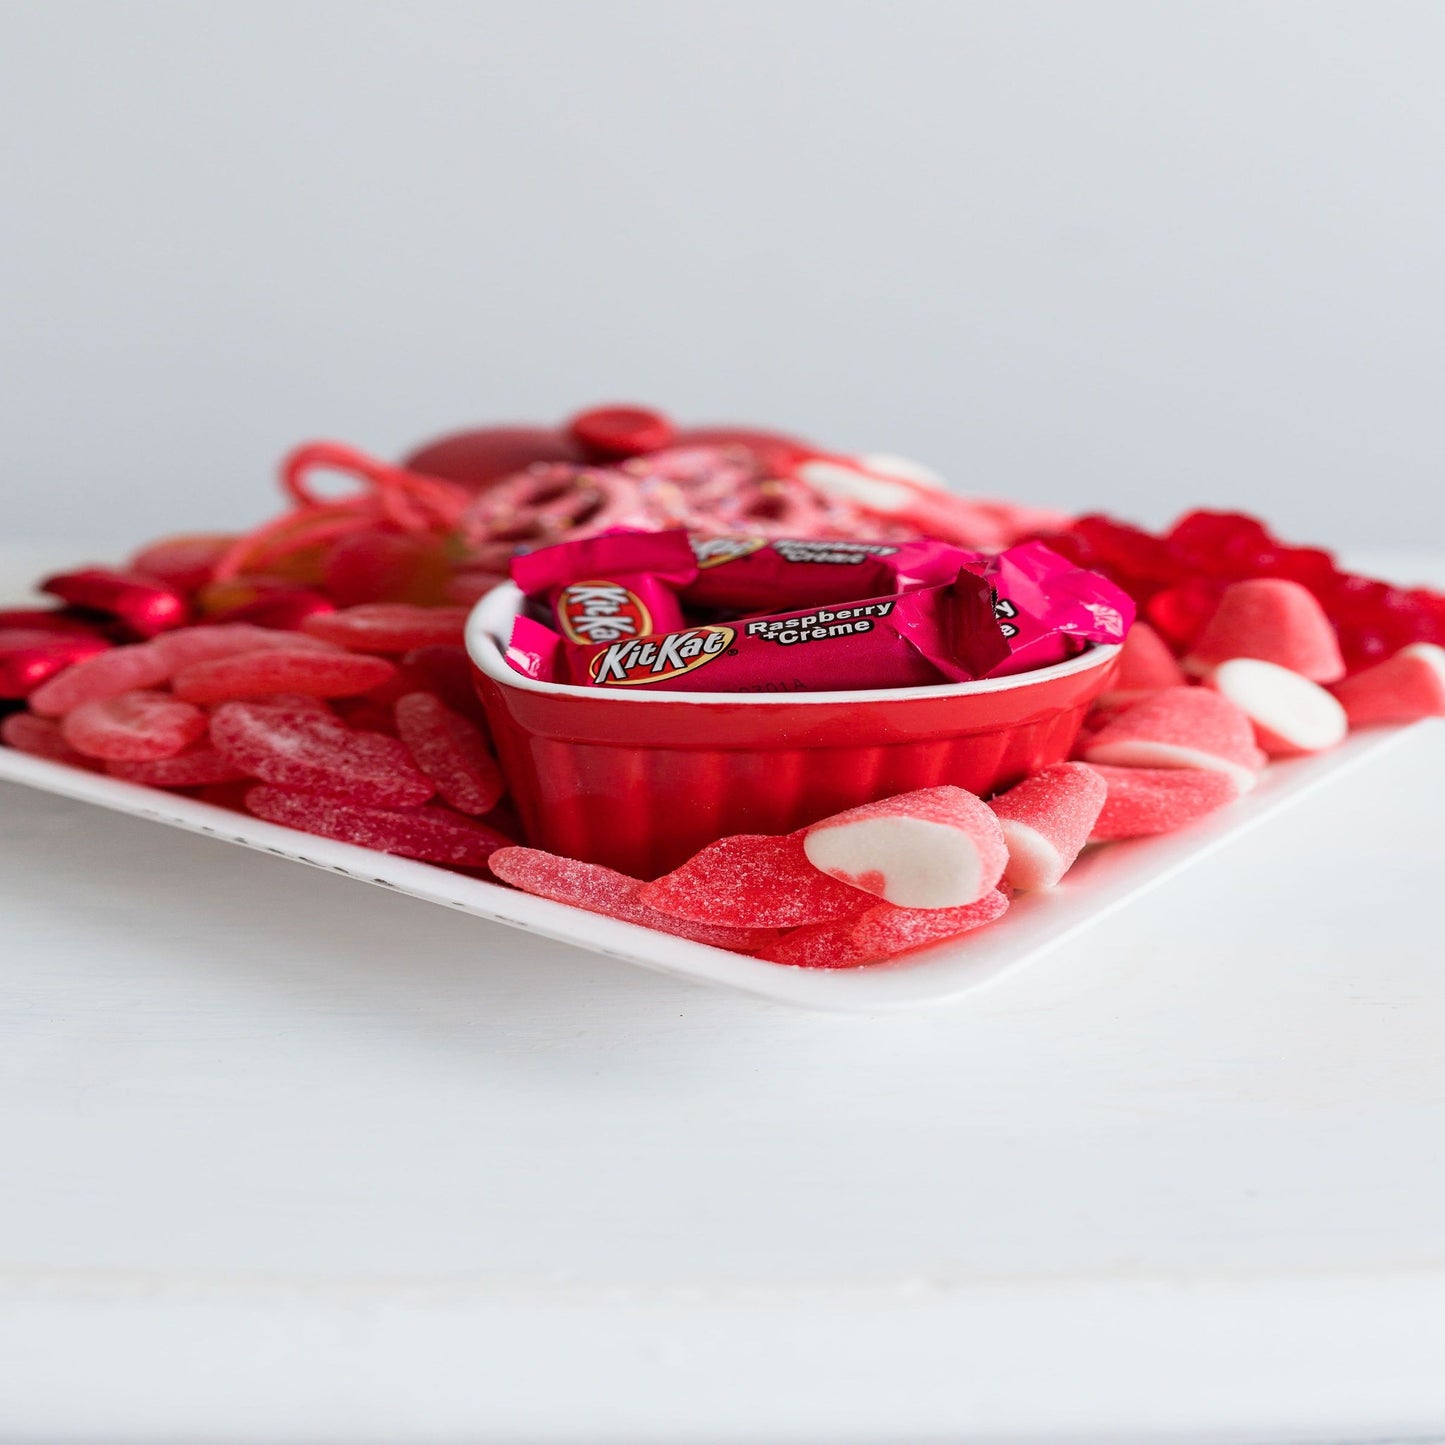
[467,586,1121,879]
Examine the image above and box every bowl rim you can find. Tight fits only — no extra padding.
[466,582,1121,706]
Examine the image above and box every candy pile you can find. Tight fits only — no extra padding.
[4,404,1444,971]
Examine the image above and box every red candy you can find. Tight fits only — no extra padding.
[1,712,100,769]
[1331,643,1445,726]
[1088,765,1241,841]
[172,648,396,703]
[566,405,677,461]
[0,632,113,699]
[762,889,1010,969]
[393,692,505,815]
[107,748,250,788]
[1097,621,1185,708]
[488,845,778,953]
[245,785,511,866]
[300,604,471,654]
[153,623,339,669]
[988,763,1108,891]
[1185,578,1346,683]
[638,832,871,928]
[40,567,187,636]
[129,534,235,595]
[61,691,208,761]
[403,425,585,490]
[28,642,171,717]
[209,701,434,807]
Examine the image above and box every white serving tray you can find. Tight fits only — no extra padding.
[0,725,1421,1011]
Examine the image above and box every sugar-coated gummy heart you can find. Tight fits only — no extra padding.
[153,623,339,669]
[40,568,188,637]
[60,691,208,762]
[245,785,511,866]
[1,712,100,768]
[28,642,172,717]
[209,701,434,807]
[988,763,1107,891]
[107,748,251,788]
[638,832,871,928]
[300,605,472,654]
[1185,578,1346,683]
[488,846,780,954]
[393,692,505,815]
[1083,686,1266,791]
[1208,658,1347,757]
[1097,621,1185,708]
[172,649,396,703]
[802,786,1008,909]
[762,889,1010,969]
[1088,764,1241,841]
[1330,643,1445,727]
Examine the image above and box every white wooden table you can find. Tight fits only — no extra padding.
[3,544,1445,1443]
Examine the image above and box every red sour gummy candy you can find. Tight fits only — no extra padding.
[300,604,471,654]
[638,832,872,928]
[1,712,101,768]
[210,700,434,807]
[28,642,171,717]
[61,691,208,761]
[488,846,779,954]
[153,623,339,670]
[107,748,251,788]
[394,692,505,815]
[172,649,396,703]
[245,785,511,865]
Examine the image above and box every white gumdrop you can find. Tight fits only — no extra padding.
[1083,737,1261,792]
[803,815,988,909]
[1211,658,1347,756]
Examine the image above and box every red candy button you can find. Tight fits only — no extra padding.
[565,405,676,461]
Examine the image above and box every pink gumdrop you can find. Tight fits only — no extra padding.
[1088,765,1241,841]
[763,889,1010,969]
[28,642,172,717]
[245,785,511,867]
[107,748,251,788]
[394,692,505,815]
[988,763,1108,891]
[209,701,434,807]
[1208,659,1347,758]
[299,604,472,654]
[637,832,870,928]
[61,691,208,761]
[1083,686,1267,792]
[172,649,396,703]
[802,786,1008,909]
[487,846,780,954]
[153,623,339,670]
[1098,621,1186,708]
[1,712,100,769]
[1331,643,1445,727]
[1185,578,1345,683]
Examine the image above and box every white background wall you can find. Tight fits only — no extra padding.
[2,1,1441,550]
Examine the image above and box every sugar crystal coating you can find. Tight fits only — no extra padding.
[1083,686,1266,790]
[988,762,1107,890]
[1,712,100,768]
[301,604,471,654]
[153,623,338,669]
[245,785,510,866]
[1331,643,1445,726]
[394,691,505,815]
[29,642,172,717]
[802,785,1008,909]
[60,690,208,762]
[107,748,250,788]
[488,845,779,953]
[1099,621,1185,706]
[1088,764,1240,840]
[172,649,396,703]
[1185,578,1345,683]
[638,832,871,928]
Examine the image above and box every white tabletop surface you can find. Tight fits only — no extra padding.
[3,544,1445,1444]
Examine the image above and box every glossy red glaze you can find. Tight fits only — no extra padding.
[467,588,1119,879]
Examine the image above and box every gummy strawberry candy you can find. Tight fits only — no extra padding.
[802,786,1008,909]
[61,690,208,762]
[28,642,172,717]
[487,845,780,954]
[988,763,1107,891]
[1185,578,1345,682]
[762,889,1009,969]
[638,833,871,928]
[172,649,396,703]
[300,604,472,654]
[245,785,511,867]
[107,747,251,788]
[209,701,434,807]
[393,692,505,814]
[1331,642,1445,726]
[1088,764,1241,840]
[1,712,100,769]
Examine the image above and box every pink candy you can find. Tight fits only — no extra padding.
[28,642,172,717]
[172,648,396,703]
[1331,643,1445,727]
[394,692,505,815]
[1,712,99,768]
[488,845,779,953]
[1098,621,1185,708]
[988,763,1107,890]
[1208,658,1347,758]
[153,623,338,669]
[61,690,208,762]
[107,748,250,788]
[300,604,472,654]
[1185,578,1346,683]
[1088,765,1241,841]
[1082,686,1267,792]
[802,786,1008,908]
